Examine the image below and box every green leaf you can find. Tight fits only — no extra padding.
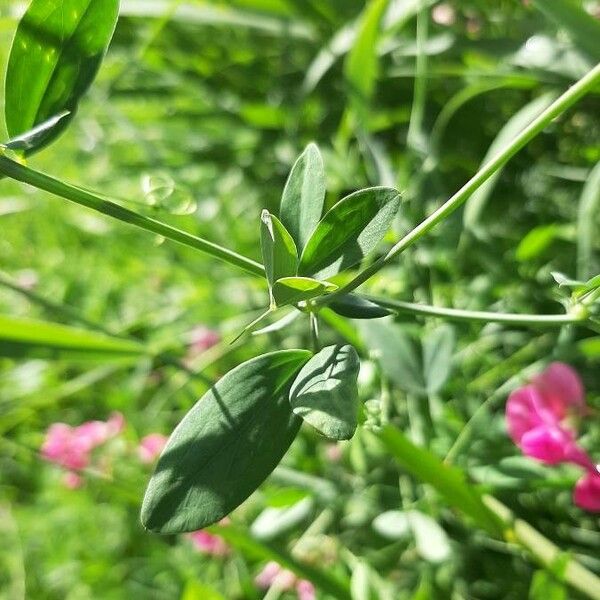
[272,276,337,307]
[359,318,426,395]
[532,0,600,62]
[5,0,119,154]
[299,187,401,279]
[372,510,451,563]
[4,111,71,153]
[211,523,351,599]
[289,344,360,440]
[260,210,298,300]
[344,0,389,123]
[250,496,313,540]
[422,325,455,395]
[329,294,391,319]
[378,425,502,535]
[0,315,145,360]
[516,224,562,262]
[280,143,326,251]
[463,92,557,237]
[141,349,311,534]
[577,161,600,279]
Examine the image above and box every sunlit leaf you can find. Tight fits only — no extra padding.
[141,349,311,533]
[279,143,326,251]
[272,276,337,307]
[5,0,119,154]
[260,210,298,299]
[289,344,360,440]
[299,187,400,279]
[0,315,144,361]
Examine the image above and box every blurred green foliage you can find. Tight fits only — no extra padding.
[0,0,599,598]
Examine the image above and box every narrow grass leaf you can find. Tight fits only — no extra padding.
[0,315,144,360]
[576,161,600,279]
[532,0,600,61]
[463,92,557,238]
[344,0,389,123]
[378,425,503,535]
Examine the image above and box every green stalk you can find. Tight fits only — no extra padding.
[0,155,265,278]
[320,62,600,301]
[484,496,600,600]
[360,294,587,327]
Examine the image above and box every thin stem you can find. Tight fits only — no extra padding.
[484,496,600,600]
[0,155,265,278]
[360,294,586,327]
[318,62,600,302]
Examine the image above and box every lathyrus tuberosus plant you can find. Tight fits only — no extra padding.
[2,2,600,593]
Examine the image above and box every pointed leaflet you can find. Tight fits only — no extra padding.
[299,187,400,279]
[329,293,391,319]
[260,210,298,297]
[272,276,337,307]
[279,143,326,251]
[289,344,360,440]
[5,0,119,155]
[141,350,311,534]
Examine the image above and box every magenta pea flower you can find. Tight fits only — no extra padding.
[574,470,600,512]
[137,433,168,464]
[505,362,599,512]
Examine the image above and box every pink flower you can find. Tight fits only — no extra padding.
[532,362,585,417]
[187,530,229,556]
[505,364,587,465]
[41,423,90,470]
[296,579,316,600]
[432,3,456,26]
[573,470,600,513]
[138,433,168,464]
[505,362,599,512]
[41,413,125,480]
[325,443,343,463]
[255,562,315,599]
[519,425,592,468]
[190,326,220,353]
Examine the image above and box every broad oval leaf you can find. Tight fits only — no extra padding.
[141,349,311,534]
[299,187,400,279]
[289,344,360,440]
[280,143,325,251]
[272,276,337,307]
[5,0,119,154]
[260,210,298,298]
[330,293,391,319]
